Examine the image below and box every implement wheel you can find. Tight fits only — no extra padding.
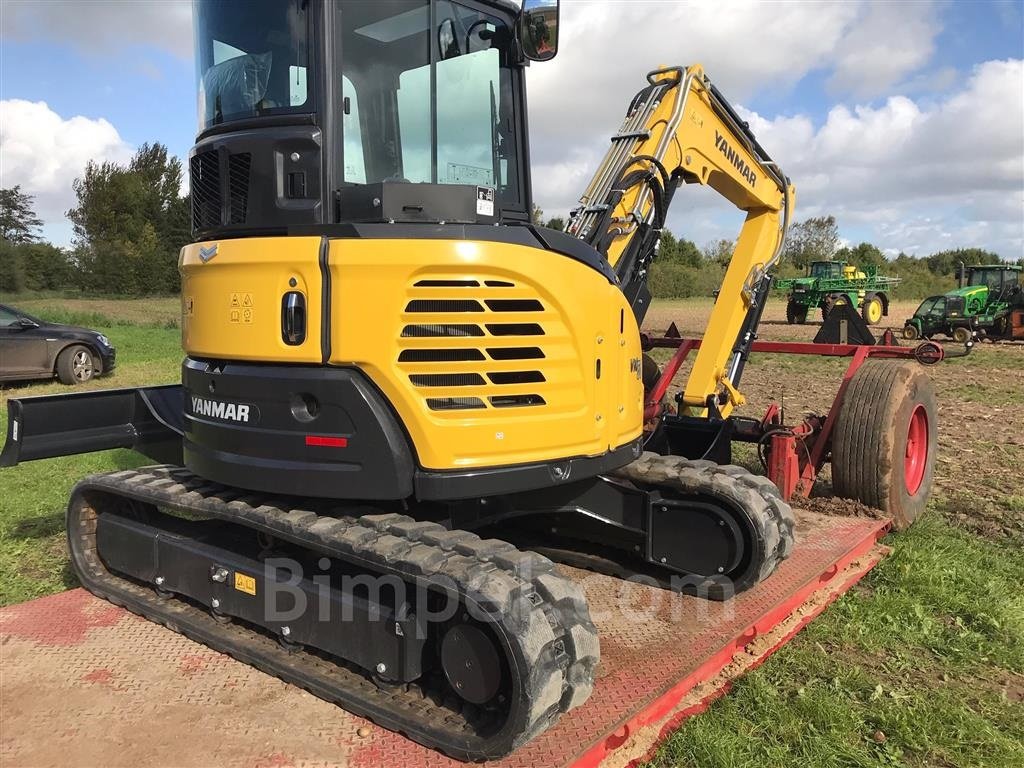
[832,361,937,529]
[862,293,884,325]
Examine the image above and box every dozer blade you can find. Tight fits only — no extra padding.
[66,466,598,761]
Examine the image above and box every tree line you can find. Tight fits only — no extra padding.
[0,143,189,295]
[2,178,1019,299]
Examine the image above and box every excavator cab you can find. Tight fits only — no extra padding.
[191,0,537,237]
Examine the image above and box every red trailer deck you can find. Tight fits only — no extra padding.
[0,511,887,768]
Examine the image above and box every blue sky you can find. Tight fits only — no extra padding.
[1,0,1022,257]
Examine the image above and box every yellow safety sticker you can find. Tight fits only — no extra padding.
[234,572,257,596]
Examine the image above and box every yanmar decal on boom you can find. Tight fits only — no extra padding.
[715,130,757,188]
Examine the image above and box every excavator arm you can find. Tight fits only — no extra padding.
[567,65,795,419]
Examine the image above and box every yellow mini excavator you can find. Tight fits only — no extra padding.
[4,0,927,760]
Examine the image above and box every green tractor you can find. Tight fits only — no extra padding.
[775,260,901,325]
[903,264,1023,343]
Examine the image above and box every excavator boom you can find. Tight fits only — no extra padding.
[569,65,795,418]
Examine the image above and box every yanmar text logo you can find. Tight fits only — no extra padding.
[714,131,757,188]
[191,396,252,423]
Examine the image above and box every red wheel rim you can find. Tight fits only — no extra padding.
[904,405,928,495]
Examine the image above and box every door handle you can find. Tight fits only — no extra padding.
[281,292,306,345]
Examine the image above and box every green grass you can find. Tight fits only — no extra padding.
[647,518,1024,768]
[1,297,1021,767]
[0,321,181,604]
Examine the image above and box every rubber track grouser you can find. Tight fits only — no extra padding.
[69,466,598,761]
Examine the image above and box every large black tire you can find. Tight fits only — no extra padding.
[861,293,884,325]
[821,294,849,322]
[641,353,661,393]
[832,362,937,529]
[952,326,972,344]
[56,344,96,385]
[786,300,808,325]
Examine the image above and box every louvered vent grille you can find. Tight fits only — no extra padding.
[227,153,251,224]
[190,151,221,232]
[189,150,252,233]
[399,278,555,412]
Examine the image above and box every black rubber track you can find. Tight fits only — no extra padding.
[611,452,796,593]
[66,466,599,761]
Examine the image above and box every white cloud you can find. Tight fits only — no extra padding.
[827,1,942,98]
[526,0,945,224]
[0,100,134,242]
[1,0,192,59]
[737,60,1024,256]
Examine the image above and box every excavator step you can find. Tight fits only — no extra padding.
[1,510,888,767]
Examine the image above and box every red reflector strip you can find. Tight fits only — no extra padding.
[305,435,348,448]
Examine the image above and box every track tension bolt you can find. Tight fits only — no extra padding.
[211,566,229,583]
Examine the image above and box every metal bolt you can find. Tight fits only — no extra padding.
[719,520,725,526]
[155,576,165,586]
[685,154,692,165]
[660,557,667,564]
[553,466,565,479]
[281,626,291,637]
[289,152,300,162]
[597,336,604,344]
[660,506,668,513]
[376,662,387,674]
[596,414,602,422]
[211,567,229,583]
[717,567,725,573]
[372,197,381,207]
[211,598,221,609]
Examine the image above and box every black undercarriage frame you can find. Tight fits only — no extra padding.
[2,385,758,594]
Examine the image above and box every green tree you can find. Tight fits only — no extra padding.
[21,243,74,291]
[703,238,735,267]
[0,186,43,244]
[924,247,1000,275]
[67,143,189,294]
[530,204,544,225]
[783,215,839,269]
[657,229,703,267]
[544,216,565,231]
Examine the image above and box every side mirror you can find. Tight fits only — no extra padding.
[519,0,559,62]
[18,317,39,329]
[438,18,460,60]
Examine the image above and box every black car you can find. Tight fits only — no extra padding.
[0,304,116,385]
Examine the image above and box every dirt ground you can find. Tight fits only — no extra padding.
[642,298,1024,540]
